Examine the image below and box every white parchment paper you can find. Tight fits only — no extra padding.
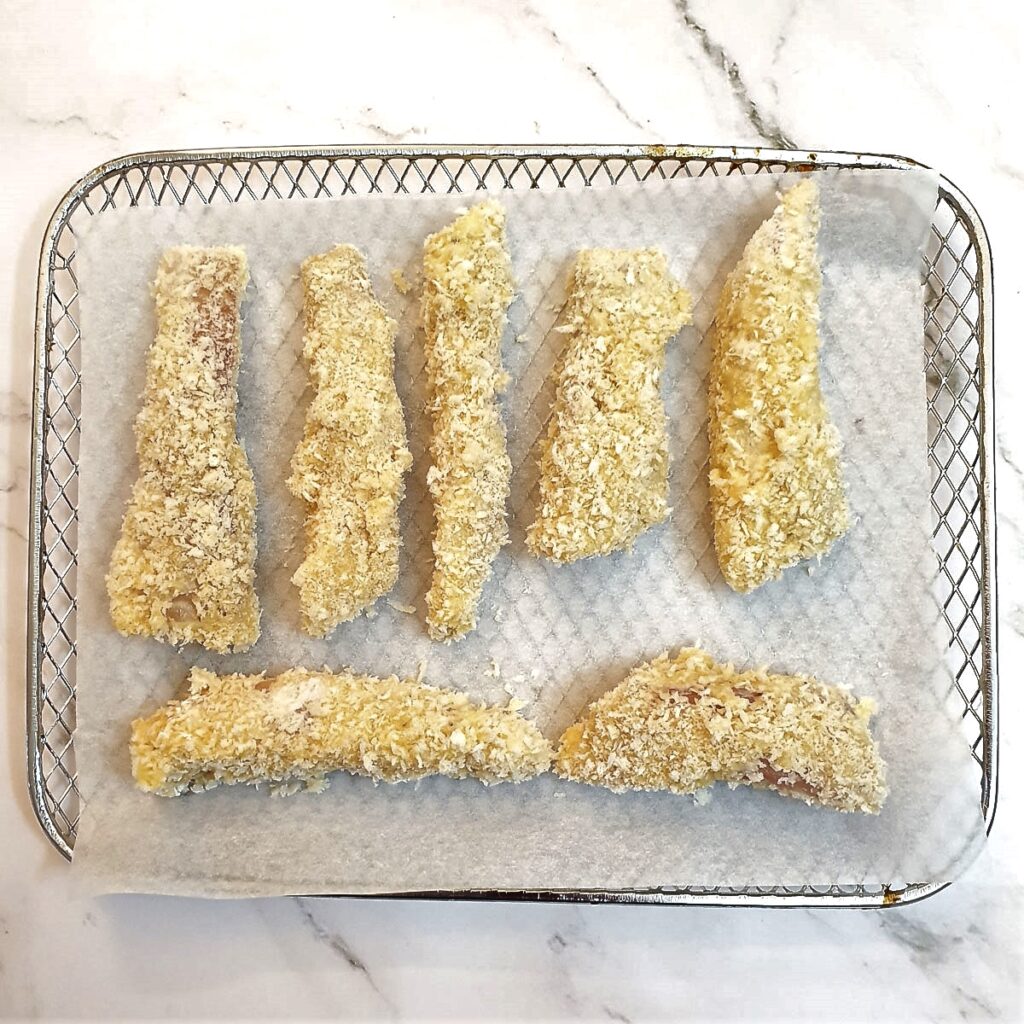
[71,169,984,896]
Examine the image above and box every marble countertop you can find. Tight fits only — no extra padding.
[2,0,1021,1020]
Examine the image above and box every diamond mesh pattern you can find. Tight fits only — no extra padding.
[28,149,995,906]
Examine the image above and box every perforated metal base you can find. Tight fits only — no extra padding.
[27,146,998,906]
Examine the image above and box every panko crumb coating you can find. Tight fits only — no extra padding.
[709,179,850,593]
[106,246,259,653]
[131,666,553,795]
[422,202,515,641]
[288,245,412,636]
[527,248,692,562]
[556,647,886,813]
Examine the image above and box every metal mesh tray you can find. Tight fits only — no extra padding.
[27,146,998,907]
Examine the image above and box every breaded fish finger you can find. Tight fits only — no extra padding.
[709,179,850,593]
[527,249,692,562]
[106,246,259,653]
[288,245,413,636]
[131,666,553,795]
[556,647,886,813]
[422,201,515,641]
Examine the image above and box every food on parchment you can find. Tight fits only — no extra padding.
[527,248,692,562]
[131,666,553,796]
[422,201,515,641]
[288,244,412,637]
[107,245,259,653]
[709,179,849,593]
[556,646,886,813]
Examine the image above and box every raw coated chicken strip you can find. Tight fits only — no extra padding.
[131,666,553,795]
[527,248,692,562]
[422,201,515,641]
[709,179,850,593]
[107,246,259,653]
[556,647,886,813]
[288,245,412,636]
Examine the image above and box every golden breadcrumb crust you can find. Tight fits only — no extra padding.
[106,246,259,653]
[131,667,553,795]
[556,647,886,813]
[288,245,413,636]
[422,201,515,640]
[709,179,850,593]
[527,249,692,562]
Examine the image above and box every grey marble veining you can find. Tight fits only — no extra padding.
[1,0,1022,1019]
[674,0,796,148]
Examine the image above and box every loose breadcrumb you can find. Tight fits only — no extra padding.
[709,179,850,592]
[528,249,692,561]
[288,245,413,636]
[422,201,515,640]
[131,666,554,796]
[391,267,412,294]
[556,647,886,813]
[106,246,259,653]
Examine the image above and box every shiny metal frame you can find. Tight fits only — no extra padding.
[27,146,998,906]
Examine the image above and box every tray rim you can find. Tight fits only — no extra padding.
[26,144,999,908]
